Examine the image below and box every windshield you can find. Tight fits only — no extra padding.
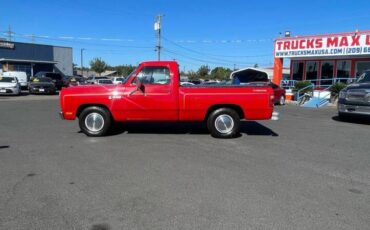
[124,68,138,83]
[0,77,17,83]
[32,77,52,83]
[356,71,370,83]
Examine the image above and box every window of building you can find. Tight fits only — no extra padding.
[292,61,304,81]
[134,67,170,85]
[320,61,334,87]
[306,61,319,85]
[336,60,351,78]
[355,61,370,77]
[7,63,32,77]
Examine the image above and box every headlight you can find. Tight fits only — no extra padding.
[339,90,347,99]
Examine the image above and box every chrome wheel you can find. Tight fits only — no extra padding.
[214,114,234,134]
[84,112,105,132]
[280,96,285,105]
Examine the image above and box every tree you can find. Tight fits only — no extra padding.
[210,67,232,81]
[253,63,259,68]
[109,64,136,77]
[197,65,210,79]
[187,70,198,80]
[90,58,107,76]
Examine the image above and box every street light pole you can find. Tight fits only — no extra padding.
[81,48,85,77]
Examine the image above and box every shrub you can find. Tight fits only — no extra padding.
[293,81,313,94]
[330,82,347,96]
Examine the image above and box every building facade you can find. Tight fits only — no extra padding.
[272,30,370,87]
[0,40,73,78]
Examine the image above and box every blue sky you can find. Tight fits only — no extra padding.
[1,0,370,71]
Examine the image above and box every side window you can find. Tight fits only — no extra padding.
[135,67,170,85]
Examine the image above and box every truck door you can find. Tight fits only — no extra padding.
[122,65,179,121]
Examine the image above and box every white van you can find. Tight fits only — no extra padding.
[3,71,28,88]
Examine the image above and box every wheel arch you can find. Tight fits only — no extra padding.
[76,104,112,119]
[205,104,244,120]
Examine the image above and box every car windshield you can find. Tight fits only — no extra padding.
[0,77,16,83]
[33,77,52,83]
[45,73,62,80]
[356,71,370,83]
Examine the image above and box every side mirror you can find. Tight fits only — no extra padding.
[129,78,145,96]
[136,78,145,92]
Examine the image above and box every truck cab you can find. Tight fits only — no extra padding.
[338,70,370,118]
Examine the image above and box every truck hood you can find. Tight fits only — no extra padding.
[61,84,122,95]
[346,83,370,90]
[0,82,18,88]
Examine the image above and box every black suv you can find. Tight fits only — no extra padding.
[338,70,370,119]
[33,72,64,90]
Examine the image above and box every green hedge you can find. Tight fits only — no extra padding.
[330,82,347,96]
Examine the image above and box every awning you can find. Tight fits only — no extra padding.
[0,58,58,64]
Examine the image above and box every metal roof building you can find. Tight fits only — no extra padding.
[0,40,73,78]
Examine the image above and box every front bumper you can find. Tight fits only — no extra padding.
[29,88,56,94]
[0,87,20,95]
[338,103,370,116]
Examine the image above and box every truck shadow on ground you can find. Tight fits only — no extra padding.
[332,115,370,125]
[108,121,278,137]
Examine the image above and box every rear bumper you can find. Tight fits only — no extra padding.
[271,111,280,121]
[338,103,370,116]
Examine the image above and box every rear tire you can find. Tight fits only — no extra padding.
[79,106,112,137]
[207,108,240,138]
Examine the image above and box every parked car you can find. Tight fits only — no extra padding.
[180,82,195,86]
[338,70,370,119]
[59,61,278,138]
[112,77,125,84]
[0,75,21,95]
[66,76,87,87]
[86,76,109,84]
[270,82,286,105]
[96,79,113,85]
[3,71,28,89]
[28,77,56,95]
[33,72,64,90]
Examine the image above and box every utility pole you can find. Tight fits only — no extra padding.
[154,14,164,61]
[7,25,13,41]
[81,48,85,77]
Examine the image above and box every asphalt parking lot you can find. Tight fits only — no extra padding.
[0,96,369,230]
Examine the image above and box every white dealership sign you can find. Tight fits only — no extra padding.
[274,33,370,58]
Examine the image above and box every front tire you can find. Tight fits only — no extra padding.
[79,106,112,136]
[207,108,240,138]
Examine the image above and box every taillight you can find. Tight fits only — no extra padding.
[270,94,275,106]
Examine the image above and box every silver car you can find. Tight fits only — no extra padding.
[0,75,21,95]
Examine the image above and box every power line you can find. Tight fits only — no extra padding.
[163,48,265,66]
[163,36,271,58]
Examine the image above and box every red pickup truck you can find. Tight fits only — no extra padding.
[59,61,278,138]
